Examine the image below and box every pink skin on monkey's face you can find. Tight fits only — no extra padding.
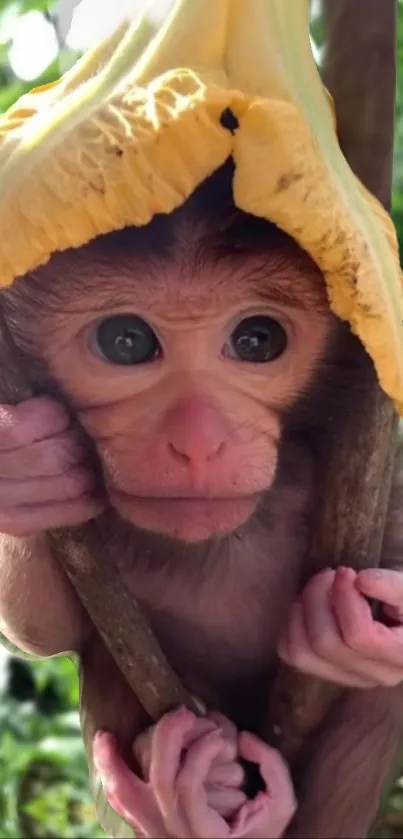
[37,254,330,542]
[95,390,280,541]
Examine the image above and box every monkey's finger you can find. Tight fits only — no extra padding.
[207,712,238,740]
[332,572,403,671]
[230,792,273,839]
[0,468,95,506]
[0,495,104,536]
[331,566,373,623]
[150,706,200,835]
[206,785,247,819]
[93,731,169,837]
[279,639,385,686]
[281,599,403,686]
[175,730,232,838]
[134,715,217,781]
[0,431,86,479]
[332,567,395,648]
[233,733,296,838]
[132,725,154,780]
[301,567,371,667]
[183,716,242,784]
[357,569,403,611]
[207,712,239,763]
[278,601,376,687]
[0,398,70,451]
[288,581,343,666]
[183,716,224,750]
[208,760,245,788]
[238,733,296,821]
[143,710,240,832]
[324,569,403,680]
[330,566,380,651]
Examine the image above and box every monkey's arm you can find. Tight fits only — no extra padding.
[288,685,403,839]
[288,437,403,837]
[0,533,89,656]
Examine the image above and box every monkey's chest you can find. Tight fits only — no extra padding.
[144,601,283,732]
[80,560,299,757]
[116,521,304,731]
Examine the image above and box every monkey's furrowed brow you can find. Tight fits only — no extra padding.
[232,254,328,313]
[23,262,159,318]
[250,276,328,313]
[253,285,326,312]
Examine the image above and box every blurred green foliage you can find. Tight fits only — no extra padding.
[0,655,103,836]
[0,0,402,837]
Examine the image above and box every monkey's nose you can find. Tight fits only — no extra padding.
[168,438,225,464]
[163,396,229,465]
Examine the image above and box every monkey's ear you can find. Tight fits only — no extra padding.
[0,0,402,413]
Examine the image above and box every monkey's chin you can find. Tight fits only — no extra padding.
[111,493,259,542]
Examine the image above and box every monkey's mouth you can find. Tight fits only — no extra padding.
[110,490,259,541]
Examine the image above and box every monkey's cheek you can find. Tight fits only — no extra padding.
[110,494,260,542]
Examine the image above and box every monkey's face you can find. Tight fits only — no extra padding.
[12,229,332,543]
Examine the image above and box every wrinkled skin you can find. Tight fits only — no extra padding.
[0,166,403,837]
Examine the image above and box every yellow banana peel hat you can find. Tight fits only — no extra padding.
[0,0,402,412]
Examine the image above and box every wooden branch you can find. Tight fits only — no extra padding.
[0,320,198,721]
[321,0,396,210]
[268,0,399,763]
[51,526,199,719]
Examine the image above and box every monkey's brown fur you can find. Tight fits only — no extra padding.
[0,162,402,837]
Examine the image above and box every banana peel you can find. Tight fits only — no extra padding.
[0,0,401,413]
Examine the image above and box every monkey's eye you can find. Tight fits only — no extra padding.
[227,315,287,363]
[93,314,161,365]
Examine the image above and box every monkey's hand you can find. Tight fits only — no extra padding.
[278,567,403,688]
[93,706,296,838]
[0,396,103,535]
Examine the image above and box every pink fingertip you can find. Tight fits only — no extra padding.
[93,729,116,749]
[92,731,118,773]
[237,730,268,761]
[201,729,222,746]
[231,791,270,833]
[94,729,108,740]
[335,566,356,583]
[231,802,249,833]
[356,569,383,592]
[156,705,198,745]
[238,730,259,746]
[359,568,383,580]
[174,705,196,723]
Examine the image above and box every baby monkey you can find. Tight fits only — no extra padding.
[0,162,403,837]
